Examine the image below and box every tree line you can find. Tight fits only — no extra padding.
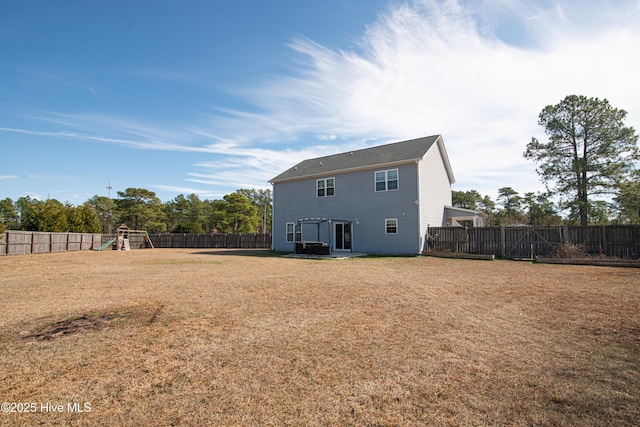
[2,181,636,235]
[452,184,639,227]
[0,188,273,235]
[1,94,638,232]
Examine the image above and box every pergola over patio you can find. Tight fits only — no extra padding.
[293,217,354,255]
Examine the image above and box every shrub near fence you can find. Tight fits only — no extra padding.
[427,225,640,259]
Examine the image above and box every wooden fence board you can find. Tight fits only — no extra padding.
[32,232,52,254]
[469,227,501,256]
[66,233,82,251]
[144,233,272,249]
[426,225,640,259]
[2,231,104,256]
[80,234,100,250]
[6,231,31,255]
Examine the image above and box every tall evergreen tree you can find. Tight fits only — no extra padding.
[16,196,39,230]
[496,187,523,225]
[39,199,68,232]
[115,188,165,231]
[525,95,639,225]
[165,193,207,232]
[88,195,118,233]
[0,198,19,230]
[66,203,101,233]
[522,192,561,226]
[613,171,640,224]
[211,193,259,233]
[452,190,483,210]
[236,188,272,232]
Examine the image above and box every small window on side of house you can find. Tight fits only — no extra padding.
[385,218,398,234]
[286,222,302,242]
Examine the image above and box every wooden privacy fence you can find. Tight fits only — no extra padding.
[426,225,640,259]
[0,231,102,256]
[143,233,272,249]
[0,232,272,255]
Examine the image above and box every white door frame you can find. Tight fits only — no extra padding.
[333,221,352,251]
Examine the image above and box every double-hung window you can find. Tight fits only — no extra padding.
[317,178,335,197]
[375,169,398,192]
[385,218,398,234]
[286,222,301,242]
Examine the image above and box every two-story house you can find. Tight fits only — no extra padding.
[269,135,481,255]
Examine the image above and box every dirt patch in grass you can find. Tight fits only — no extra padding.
[16,302,163,342]
[20,313,121,342]
[0,249,638,426]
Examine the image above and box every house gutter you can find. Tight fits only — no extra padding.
[270,158,422,184]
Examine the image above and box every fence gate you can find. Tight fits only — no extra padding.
[502,227,563,258]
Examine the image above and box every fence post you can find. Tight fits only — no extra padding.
[500,227,505,258]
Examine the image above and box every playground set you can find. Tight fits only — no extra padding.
[94,224,154,251]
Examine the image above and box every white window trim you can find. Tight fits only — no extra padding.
[375,169,399,192]
[286,222,302,242]
[316,177,335,198]
[385,218,398,234]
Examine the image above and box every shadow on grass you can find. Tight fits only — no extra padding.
[359,253,418,259]
[190,249,290,257]
[189,249,417,259]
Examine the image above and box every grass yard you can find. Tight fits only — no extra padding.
[0,249,638,426]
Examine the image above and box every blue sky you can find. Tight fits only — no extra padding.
[2,0,639,205]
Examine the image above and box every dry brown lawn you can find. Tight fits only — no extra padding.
[0,249,638,426]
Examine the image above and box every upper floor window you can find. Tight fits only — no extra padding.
[375,169,398,192]
[317,178,335,197]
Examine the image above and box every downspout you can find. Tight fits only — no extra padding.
[415,159,422,254]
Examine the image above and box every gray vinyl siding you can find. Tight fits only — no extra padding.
[272,162,422,254]
[418,141,453,246]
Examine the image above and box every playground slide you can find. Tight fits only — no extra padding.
[94,237,117,251]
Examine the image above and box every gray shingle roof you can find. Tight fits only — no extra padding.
[271,135,448,183]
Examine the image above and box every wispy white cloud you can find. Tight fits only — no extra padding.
[197,0,640,198]
[0,123,208,154]
[150,184,223,199]
[0,126,183,151]
[0,175,19,180]
[9,66,102,97]
[4,0,639,202]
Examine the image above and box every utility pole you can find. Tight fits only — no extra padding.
[106,180,113,234]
